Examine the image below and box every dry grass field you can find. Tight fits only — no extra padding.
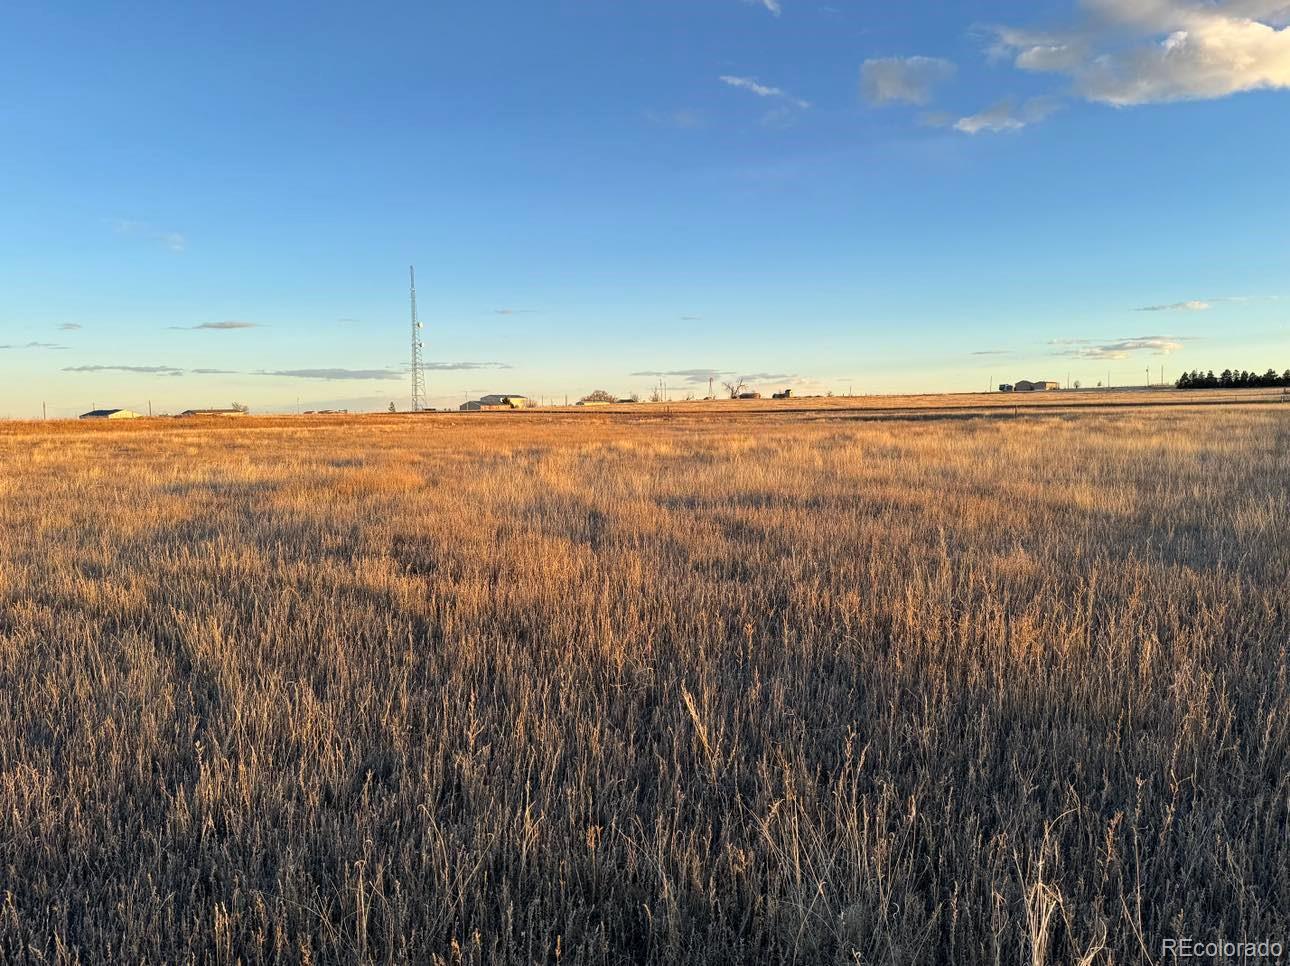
[0,398,1286,963]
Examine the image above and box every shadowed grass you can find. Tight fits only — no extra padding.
[0,406,1286,963]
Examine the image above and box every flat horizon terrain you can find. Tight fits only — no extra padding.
[1,400,1286,962]
[10,384,1287,434]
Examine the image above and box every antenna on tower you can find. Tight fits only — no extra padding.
[409,266,427,412]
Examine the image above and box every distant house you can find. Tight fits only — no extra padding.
[461,394,530,411]
[79,409,142,420]
[772,389,793,400]
[1013,380,1061,392]
[179,408,248,417]
[737,391,762,400]
[479,394,530,408]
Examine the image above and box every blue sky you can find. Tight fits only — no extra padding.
[2,0,1288,416]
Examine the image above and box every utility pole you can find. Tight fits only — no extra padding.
[148,400,152,417]
[42,401,46,420]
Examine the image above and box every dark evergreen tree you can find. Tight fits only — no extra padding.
[1175,366,1286,389]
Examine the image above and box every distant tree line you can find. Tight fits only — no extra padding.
[1176,368,1290,389]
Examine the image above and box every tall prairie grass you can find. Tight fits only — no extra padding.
[0,406,1285,963]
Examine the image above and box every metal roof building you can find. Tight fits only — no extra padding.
[461,394,531,411]
[79,409,143,420]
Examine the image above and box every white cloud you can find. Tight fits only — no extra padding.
[861,57,957,105]
[1138,300,1212,311]
[742,0,782,16]
[954,96,1062,133]
[1050,335,1186,359]
[994,1,1290,106]
[720,75,811,109]
[955,103,1025,134]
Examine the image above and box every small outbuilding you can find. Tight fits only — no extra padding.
[1013,380,1061,392]
[79,409,143,420]
[179,408,248,417]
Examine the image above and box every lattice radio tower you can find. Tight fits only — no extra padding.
[409,265,427,412]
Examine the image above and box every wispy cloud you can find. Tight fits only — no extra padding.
[861,57,957,105]
[645,109,706,129]
[191,368,240,375]
[168,321,262,331]
[63,364,184,375]
[112,219,186,253]
[258,369,404,381]
[256,362,511,381]
[720,75,811,109]
[632,368,727,385]
[1136,295,1284,311]
[57,323,83,331]
[1138,300,1212,312]
[989,1,1290,107]
[970,349,1012,356]
[953,96,1063,134]
[493,308,539,316]
[742,0,782,17]
[2,341,66,350]
[423,361,513,371]
[1050,335,1187,360]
